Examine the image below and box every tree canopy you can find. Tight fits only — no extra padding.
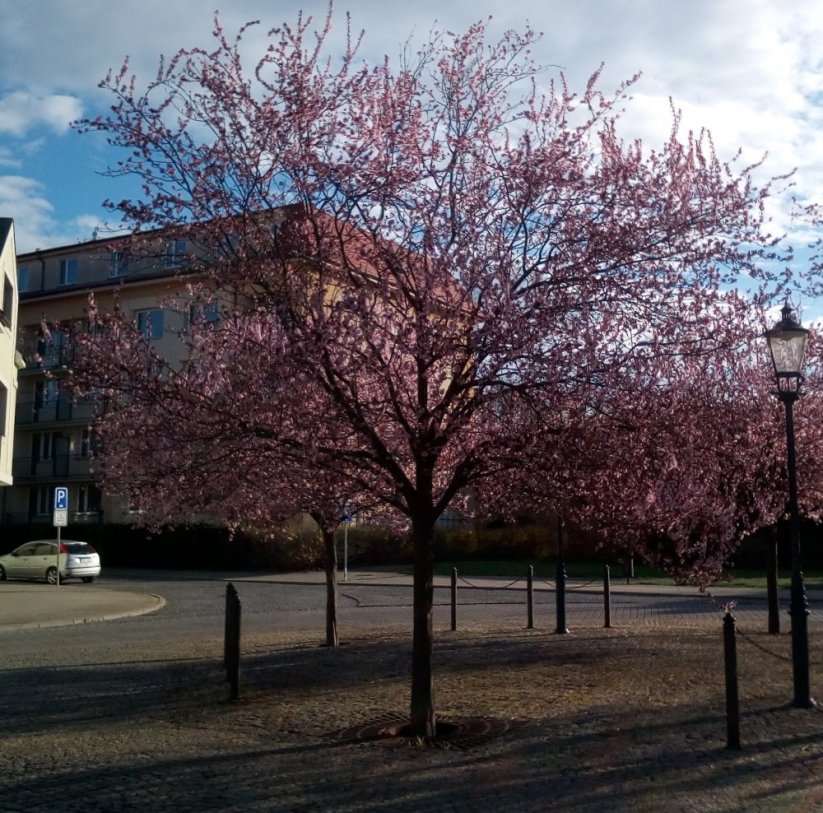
[71,8,818,736]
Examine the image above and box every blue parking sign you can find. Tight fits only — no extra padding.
[54,487,68,511]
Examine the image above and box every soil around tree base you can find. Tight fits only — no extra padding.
[328,710,528,750]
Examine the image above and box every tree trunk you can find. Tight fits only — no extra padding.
[323,527,339,648]
[409,512,436,737]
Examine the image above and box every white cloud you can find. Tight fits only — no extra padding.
[0,146,20,168]
[0,175,107,252]
[0,0,820,262]
[0,175,54,249]
[0,92,83,137]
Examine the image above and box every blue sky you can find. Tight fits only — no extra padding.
[1,0,822,314]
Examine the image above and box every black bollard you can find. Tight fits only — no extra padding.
[767,531,780,635]
[527,565,534,629]
[555,560,569,634]
[225,582,241,701]
[603,565,611,628]
[724,612,741,750]
[624,554,634,584]
[451,566,458,631]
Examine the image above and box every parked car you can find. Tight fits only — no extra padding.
[0,540,101,584]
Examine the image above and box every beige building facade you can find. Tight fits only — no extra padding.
[2,232,196,525]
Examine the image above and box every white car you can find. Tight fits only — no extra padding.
[0,540,101,584]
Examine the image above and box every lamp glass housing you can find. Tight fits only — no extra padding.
[765,304,809,385]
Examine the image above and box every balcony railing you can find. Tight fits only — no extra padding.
[14,398,99,427]
[17,333,75,371]
[11,454,96,483]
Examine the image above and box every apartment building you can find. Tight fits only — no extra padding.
[2,231,197,525]
[0,218,21,487]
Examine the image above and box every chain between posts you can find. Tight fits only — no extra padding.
[700,590,821,666]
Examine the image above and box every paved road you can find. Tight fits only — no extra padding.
[1,570,822,812]
[1,568,817,661]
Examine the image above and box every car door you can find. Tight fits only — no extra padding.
[34,543,57,580]
[7,543,39,578]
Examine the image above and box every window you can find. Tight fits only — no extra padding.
[136,308,164,339]
[35,379,60,409]
[33,431,59,461]
[164,239,187,269]
[189,301,220,329]
[1,273,12,327]
[0,383,7,436]
[78,428,100,458]
[59,258,78,285]
[39,329,69,367]
[36,485,55,515]
[78,485,101,513]
[17,265,29,292]
[109,250,129,278]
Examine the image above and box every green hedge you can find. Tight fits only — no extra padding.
[17,515,804,572]
[0,522,324,571]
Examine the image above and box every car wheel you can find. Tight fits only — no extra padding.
[0,565,5,580]
[81,577,95,583]
[46,567,58,585]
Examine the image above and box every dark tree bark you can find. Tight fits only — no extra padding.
[409,504,437,737]
[322,527,339,648]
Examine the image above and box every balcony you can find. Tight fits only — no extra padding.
[11,454,96,484]
[17,333,75,374]
[15,397,99,428]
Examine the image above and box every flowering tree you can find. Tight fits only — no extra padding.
[487,301,823,586]
[74,9,799,736]
[71,296,369,648]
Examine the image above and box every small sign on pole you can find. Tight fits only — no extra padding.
[53,487,68,587]
[53,487,68,528]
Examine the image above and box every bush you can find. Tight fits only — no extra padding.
[0,522,323,571]
[335,524,412,566]
[0,512,620,571]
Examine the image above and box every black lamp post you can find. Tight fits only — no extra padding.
[764,302,814,708]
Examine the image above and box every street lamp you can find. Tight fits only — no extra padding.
[764,302,814,708]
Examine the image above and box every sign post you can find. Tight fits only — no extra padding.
[53,487,68,587]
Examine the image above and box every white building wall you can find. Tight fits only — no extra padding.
[0,218,19,485]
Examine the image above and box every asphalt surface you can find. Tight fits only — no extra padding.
[0,566,819,632]
[3,568,823,812]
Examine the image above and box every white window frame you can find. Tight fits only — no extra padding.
[35,431,58,461]
[59,258,78,285]
[109,250,129,278]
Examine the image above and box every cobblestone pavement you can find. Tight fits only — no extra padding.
[1,575,822,812]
